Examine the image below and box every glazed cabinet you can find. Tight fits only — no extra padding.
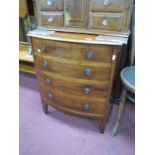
[19,0,36,74]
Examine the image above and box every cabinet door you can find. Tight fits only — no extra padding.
[65,0,89,28]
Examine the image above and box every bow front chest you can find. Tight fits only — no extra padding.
[28,0,133,133]
[29,32,124,133]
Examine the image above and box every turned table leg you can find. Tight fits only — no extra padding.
[98,118,105,134]
[41,99,48,114]
[112,87,127,136]
[106,103,114,123]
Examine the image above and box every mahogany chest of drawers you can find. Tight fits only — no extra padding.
[28,0,133,133]
[28,32,123,133]
[34,0,133,37]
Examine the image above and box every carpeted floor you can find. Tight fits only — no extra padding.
[19,72,135,155]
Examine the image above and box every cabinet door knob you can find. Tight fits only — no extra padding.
[48,17,54,23]
[103,0,110,6]
[48,93,53,100]
[86,52,93,60]
[84,68,93,76]
[83,87,92,94]
[43,60,48,68]
[102,19,109,26]
[45,78,51,85]
[37,45,45,53]
[47,0,53,6]
[83,103,91,111]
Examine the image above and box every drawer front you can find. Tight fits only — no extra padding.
[37,71,110,98]
[90,13,122,31]
[40,84,106,115]
[39,0,64,11]
[33,54,111,81]
[40,12,64,27]
[91,0,123,12]
[32,38,114,63]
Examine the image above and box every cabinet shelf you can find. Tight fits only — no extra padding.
[19,43,34,63]
[19,62,35,74]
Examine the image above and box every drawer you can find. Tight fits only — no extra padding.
[33,54,111,81]
[40,12,64,27]
[91,0,123,12]
[32,38,114,63]
[39,0,64,11]
[90,13,122,32]
[37,71,110,98]
[40,84,106,115]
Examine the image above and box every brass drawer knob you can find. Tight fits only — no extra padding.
[37,45,45,53]
[83,87,92,94]
[86,52,93,60]
[102,19,109,26]
[48,93,53,100]
[83,103,91,111]
[43,60,48,68]
[48,17,54,23]
[84,68,93,76]
[103,0,110,6]
[45,78,51,85]
[47,0,53,6]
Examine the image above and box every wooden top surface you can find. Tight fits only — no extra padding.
[28,30,127,46]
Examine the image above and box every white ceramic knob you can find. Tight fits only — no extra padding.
[48,17,54,23]
[47,0,53,6]
[102,19,108,26]
[104,0,110,6]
